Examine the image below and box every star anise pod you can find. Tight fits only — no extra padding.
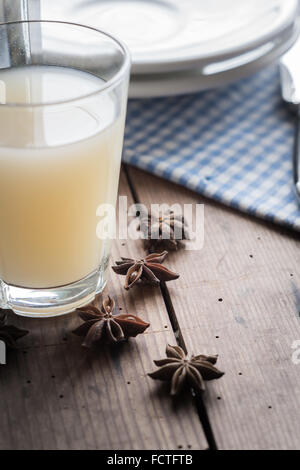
[148,344,224,395]
[112,251,179,290]
[138,208,190,253]
[72,295,150,347]
[0,309,29,348]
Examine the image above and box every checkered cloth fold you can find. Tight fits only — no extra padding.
[123,66,300,231]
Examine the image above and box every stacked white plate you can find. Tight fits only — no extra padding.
[41,0,300,98]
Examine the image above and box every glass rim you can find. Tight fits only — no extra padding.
[0,19,131,108]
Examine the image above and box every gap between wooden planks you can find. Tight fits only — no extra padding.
[0,169,207,450]
[126,165,300,450]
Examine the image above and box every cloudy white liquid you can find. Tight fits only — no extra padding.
[0,66,124,288]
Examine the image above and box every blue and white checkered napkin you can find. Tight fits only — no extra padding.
[123,66,300,232]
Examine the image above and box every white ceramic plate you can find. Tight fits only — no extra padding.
[40,0,299,74]
[129,18,300,98]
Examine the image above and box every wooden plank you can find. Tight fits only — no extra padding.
[127,165,300,450]
[0,169,207,450]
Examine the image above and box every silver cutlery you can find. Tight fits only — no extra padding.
[280,36,300,202]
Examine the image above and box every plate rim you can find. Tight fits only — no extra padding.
[129,18,300,98]
[131,0,299,73]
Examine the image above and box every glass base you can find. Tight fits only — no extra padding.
[0,269,106,318]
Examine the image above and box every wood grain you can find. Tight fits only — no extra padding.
[0,169,207,450]
[127,165,300,450]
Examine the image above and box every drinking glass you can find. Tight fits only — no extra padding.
[0,20,130,317]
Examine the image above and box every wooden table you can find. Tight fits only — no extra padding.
[1,164,300,450]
